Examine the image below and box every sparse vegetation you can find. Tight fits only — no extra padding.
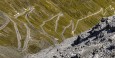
[0,0,115,56]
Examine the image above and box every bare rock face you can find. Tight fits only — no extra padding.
[26,15,115,58]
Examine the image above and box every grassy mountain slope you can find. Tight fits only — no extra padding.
[0,0,115,56]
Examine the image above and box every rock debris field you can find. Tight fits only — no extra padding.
[25,15,115,58]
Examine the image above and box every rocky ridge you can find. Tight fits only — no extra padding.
[26,15,115,58]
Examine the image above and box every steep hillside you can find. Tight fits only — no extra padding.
[0,0,115,58]
[26,15,115,58]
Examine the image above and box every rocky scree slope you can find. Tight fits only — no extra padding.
[26,15,115,58]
